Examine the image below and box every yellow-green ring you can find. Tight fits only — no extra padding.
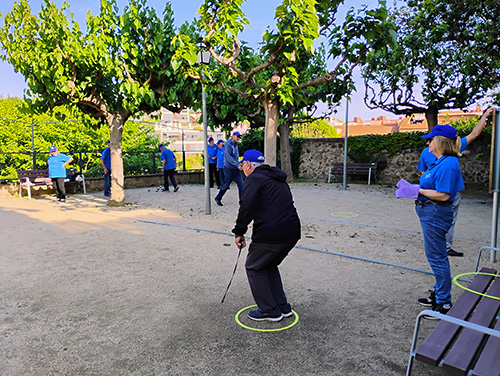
[452,272,500,300]
[235,304,299,332]
[331,212,358,217]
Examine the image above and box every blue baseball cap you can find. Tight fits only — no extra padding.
[232,131,241,137]
[422,124,457,140]
[208,137,214,142]
[107,140,110,144]
[49,146,57,152]
[241,149,265,163]
[217,140,224,145]
[158,144,164,150]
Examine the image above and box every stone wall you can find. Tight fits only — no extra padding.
[299,138,491,187]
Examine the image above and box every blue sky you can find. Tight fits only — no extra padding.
[0,0,395,121]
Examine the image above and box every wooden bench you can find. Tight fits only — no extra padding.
[328,162,377,185]
[17,169,86,199]
[406,266,500,375]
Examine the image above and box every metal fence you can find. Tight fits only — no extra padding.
[0,149,204,182]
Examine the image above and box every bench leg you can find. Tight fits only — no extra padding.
[328,167,332,183]
[406,314,426,376]
[82,175,86,195]
[368,168,372,185]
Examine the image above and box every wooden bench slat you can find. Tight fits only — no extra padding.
[471,279,500,376]
[415,267,497,366]
[442,277,500,375]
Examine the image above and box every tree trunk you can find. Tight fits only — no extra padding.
[278,122,294,182]
[263,98,280,166]
[107,111,127,206]
[425,106,439,132]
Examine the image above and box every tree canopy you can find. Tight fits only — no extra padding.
[363,0,500,130]
[0,0,199,205]
[172,0,396,178]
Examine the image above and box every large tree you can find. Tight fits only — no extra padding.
[173,0,395,173]
[363,0,500,131]
[0,0,199,205]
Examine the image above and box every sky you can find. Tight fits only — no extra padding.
[0,0,396,121]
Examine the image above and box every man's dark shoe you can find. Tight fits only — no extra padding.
[248,308,283,322]
[174,186,179,192]
[418,290,436,307]
[279,303,294,318]
[424,303,452,320]
[214,198,223,206]
[161,188,169,192]
[447,249,463,257]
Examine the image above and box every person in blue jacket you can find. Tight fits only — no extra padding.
[416,124,464,317]
[214,131,244,206]
[233,150,301,322]
[216,139,225,186]
[100,140,111,197]
[159,144,179,192]
[417,108,494,256]
[207,137,220,188]
[47,146,73,202]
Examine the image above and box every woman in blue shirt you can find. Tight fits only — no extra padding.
[416,124,464,317]
[47,146,73,202]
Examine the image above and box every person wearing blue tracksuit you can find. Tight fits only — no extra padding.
[207,137,220,188]
[417,108,494,257]
[216,140,225,186]
[47,146,73,202]
[101,140,111,197]
[416,124,464,317]
[159,144,179,192]
[214,131,244,206]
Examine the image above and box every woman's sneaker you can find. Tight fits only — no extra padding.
[424,303,452,320]
[418,290,436,307]
[247,308,283,322]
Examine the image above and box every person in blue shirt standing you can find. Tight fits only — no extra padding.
[47,146,73,203]
[417,108,494,256]
[216,139,225,186]
[100,140,111,197]
[214,131,244,206]
[159,144,179,192]
[207,137,220,188]
[415,124,464,317]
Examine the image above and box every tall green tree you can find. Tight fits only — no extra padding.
[173,0,395,176]
[0,0,199,205]
[363,0,500,131]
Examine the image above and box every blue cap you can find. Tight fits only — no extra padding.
[422,124,457,140]
[241,149,265,163]
[107,140,110,144]
[49,146,57,152]
[208,137,214,142]
[217,140,224,145]
[232,131,241,137]
[159,144,164,150]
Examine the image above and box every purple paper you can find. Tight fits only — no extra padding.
[396,184,420,199]
[396,178,411,189]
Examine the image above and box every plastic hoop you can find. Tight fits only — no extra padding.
[331,212,358,218]
[452,272,500,301]
[234,304,299,332]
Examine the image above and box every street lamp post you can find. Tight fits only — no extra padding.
[197,38,212,215]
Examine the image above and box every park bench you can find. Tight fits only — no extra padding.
[406,265,500,376]
[17,169,86,199]
[327,162,377,185]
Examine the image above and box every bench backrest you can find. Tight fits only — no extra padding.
[332,162,377,174]
[17,170,49,181]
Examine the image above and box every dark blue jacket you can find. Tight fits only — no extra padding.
[232,165,301,244]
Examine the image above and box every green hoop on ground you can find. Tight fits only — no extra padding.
[452,272,500,301]
[331,212,358,218]
[235,304,299,332]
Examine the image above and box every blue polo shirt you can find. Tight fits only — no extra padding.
[217,146,225,169]
[161,148,177,170]
[101,147,111,170]
[417,137,467,172]
[208,143,218,164]
[419,156,464,201]
[48,153,71,178]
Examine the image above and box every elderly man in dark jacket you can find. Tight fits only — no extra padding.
[233,149,301,322]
